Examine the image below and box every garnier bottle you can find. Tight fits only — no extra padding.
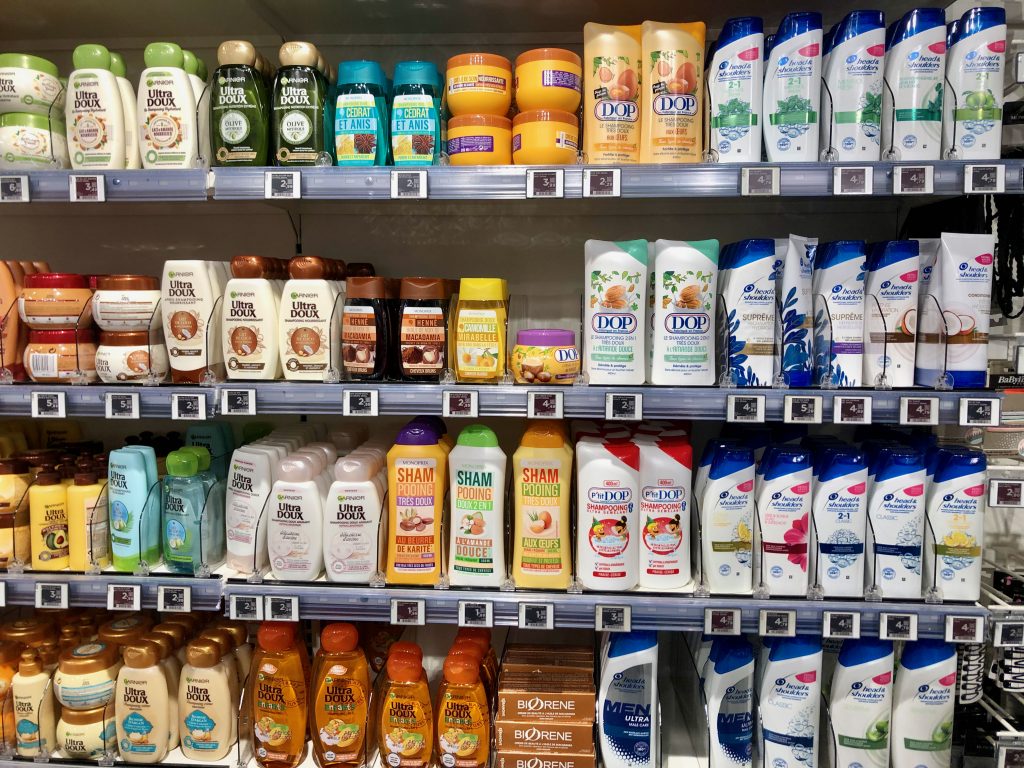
[311,623,369,768]
[251,623,308,768]
[211,40,269,166]
[272,42,329,166]
[378,654,432,768]
[435,655,489,768]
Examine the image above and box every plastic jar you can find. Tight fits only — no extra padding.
[0,112,68,170]
[446,53,512,117]
[92,275,161,331]
[95,331,168,383]
[57,703,116,759]
[446,114,512,165]
[24,329,97,383]
[18,273,93,329]
[0,53,64,116]
[510,328,580,384]
[512,109,579,165]
[54,641,122,710]
[514,48,582,113]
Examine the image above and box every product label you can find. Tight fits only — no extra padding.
[646,45,703,162]
[140,72,191,167]
[762,669,818,765]
[183,709,218,750]
[509,343,579,385]
[706,475,754,581]
[722,266,776,386]
[163,267,214,375]
[401,306,445,376]
[901,671,954,753]
[1,125,55,166]
[654,267,714,378]
[586,54,641,162]
[342,305,378,375]
[393,458,439,574]
[35,500,68,562]
[81,488,110,564]
[766,42,820,157]
[834,671,891,752]
[640,484,685,576]
[437,696,486,768]
[710,46,759,158]
[756,480,811,592]
[335,92,381,165]
[816,477,866,589]
[542,69,582,91]
[254,668,305,764]
[119,705,156,753]
[813,266,865,387]
[517,459,564,576]
[446,135,494,155]
[163,488,197,568]
[455,308,502,380]
[716,677,754,765]
[280,285,338,377]
[15,698,44,751]
[953,39,1004,155]
[0,66,61,111]
[382,696,429,767]
[588,267,643,375]
[449,73,507,94]
[932,480,984,579]
[326,485,379,579]
[452,463,497,577]
[315,673,366,762]
[584,481,634,580]
[225,286,270,374]
[391,94,437,165]
[268,485,317,576]
[68,73,113,166]
[213,68,263,163]
[225,455,267,571]
[273,69,325,164]
[868,478,924,591]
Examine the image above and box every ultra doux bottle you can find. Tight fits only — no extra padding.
[311,623,370,768]
[115,641,169,764]
[251,623,307,768]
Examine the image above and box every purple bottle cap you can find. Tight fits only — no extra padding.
[395,424,439,446]
[516,328,575,347]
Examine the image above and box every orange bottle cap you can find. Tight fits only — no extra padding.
[387,653,422,683]
[320,623,359,653]
[447,645,483,664]
[456,627,492,644]
[389,641,423,661]
[443,654,480,684]
[455,635,488,654]
[256,622,296,652]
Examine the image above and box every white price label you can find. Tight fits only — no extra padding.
[264,170,300,199]
[995,621,1024,648]
[171,393,206,420]
[727,394,765,423]
[107,584,141,612]
[833,395,871,424]
[959,397,999,426]
[228,594,263,621]
[343,389,378,416]
[458,601,494,628]
[158,585,191,613]
[105,392,140,420]
[741,166,780,196]
[519,603,555,630]
[965,164,1005,194]
[893,165,933,194]
[945,615,985,644]
[527,391,563,419]
[391,599,426,626]
[265,595,300,622]
[391,170,427,199]
[823,611,861,639]
[221,388,256,416]
[0,582,6,607]
[442,390,478,418]
[69,174,104,202]
[526,169,564,198]
[759,609,796,637]
[596,605,632,633]
[583,168,621,197]
[0,175,29,202]
[833,166,872,195]
[31,391,66,418]
[704,608,742,635]
[899,396,938,426]
[880,612,918,641]
[605,392,642,421]
[35,582,68,610]
[989,479,1024,508]
[784,395,822,424]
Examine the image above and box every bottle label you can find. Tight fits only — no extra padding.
[268,486,317,575]
[438,696,486,768]
[392,457,438,574]
[326,486,377,578]
[645,46,703,162]
[655,267,714,376]
[68,73,114,166]
[455,308,501,379]
[225,286,270,373]
[335,93,380,165]
[587,267,644,371]
[391,94,437,165]
[281,286,335,376]
[453,463,496,577]
[542,69,582,91]
[382,697,429,768]
[342,305,378,375]
[401,306,445,376]
[315,675,366,762]
[163,489,198,568]
[446,135,494,155]
[183,709,219,751]
[254,671,305,764]
[35,498,68,562]
[273,68,325,165]
[517,459,563,576]
[584,483,633,580]
[120,711,157,754]
[212,67,263,163]
[448,73,507,94]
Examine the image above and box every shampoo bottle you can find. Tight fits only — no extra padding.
[777,235,815,386]
[637,436,692,590]
[137,42,198,169]
[12,649,55,757]
[718,239,776,386]
[763,12,823,162]
[435,655,489,768]
[250,623,308,768]
[865,448,925,599]
[812,240,867,387]
[269,455,325,581]
[67,471,109,571]
[108,446,161,571]
[162,260,226,384]
[279,256,345,382]
[584,239,649,385]
[753,447,811,596]
[704,637,754,768]
[812,448,868,598]
[225,442,282,575]
[890,640,956,768]
[377,654,432,768]
[448,424,506,588]
[115,641,170,763]
[28,471,68,571]
[311,623,369,768]
[223,255,284,380]
[702,445,755,594]
[66,44,127,170]
[109,52,141,169]
[829,638,894,768]
[759,635,821,768]
[324,455,384,583]
[162,450,217,575]
[598,631,658,768]
[706,16,764,163]
[923,448,985,601]
[864,240,920,387]
[273,42,329,165]
[179,639,234,760]
[211,40,270,166]
[639,21,707,163]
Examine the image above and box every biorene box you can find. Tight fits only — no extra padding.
[494,720,594,752]
[494,750,597,768]
[496,676,596,722]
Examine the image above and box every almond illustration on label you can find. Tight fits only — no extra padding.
[676,283,702,309]
[601,284,628,309]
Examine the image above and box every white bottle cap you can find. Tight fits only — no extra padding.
[293,448,326,475]
[306,442,339,466]
[277,455,317,482]
[329,427,368,453]
[334,455,376,483]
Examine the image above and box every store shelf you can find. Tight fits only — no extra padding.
[11,169,209,203]
[0,569,223,611]
[0,385,219,419]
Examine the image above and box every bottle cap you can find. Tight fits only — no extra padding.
[388,641,423,662]
[458,277,504,302]
[515,47,581,68]
[386,653,422,683]
[278,42,318,68]
[447,52,512,71]
[199,628,235,657]
[307,442,339,466]
[0,459,28,475]
[122,641,160,669]
[394,424,439,447]
[447,643,483,664]
[218,41,258,68]
[346,276,386,300]
[180,445,212,472]
[143,42,185,69]
[333,455,375,483]
[393,60,438,89]
[346,263,375,277]
[150,623,186,649]
[186,639,222,668]
[213,620,249,649]
[337,60,387,89]
[320,623,359,653]
[73,471,98,486]
[294,449,326,474]
[456,627,492,644]
[399,277,445,301]
[182,50,199,76]
[34,471,60,487]
[140,632,172,660]
[17,649,42,676]
[165,450,199,477]
[257,622,296,652]
[515,328,575,347]
[520,423,566,449]
[72,44,112,72]
[455,424,499,449]
[109,52,127,78]
[197,58,208,81]
[443,654,480,685]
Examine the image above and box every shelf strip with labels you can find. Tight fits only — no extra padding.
[0,570,222,611]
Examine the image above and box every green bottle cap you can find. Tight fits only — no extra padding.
[143,42,184,69]
[166,450,198,477]
[71,44,112,72]
[182,50,199,76]
[196,57,208,81]
[180,445,212,471]
[108,52,127,78]
[0,53,59,78]
[456,424,500,449]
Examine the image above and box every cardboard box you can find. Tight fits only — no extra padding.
[494,719,594,753]
[496,684,596,722]
[494,750,597,768]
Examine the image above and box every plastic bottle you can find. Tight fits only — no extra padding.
[66,44,127,170]
[211,40,269,166]
[0,459,30,567]
[763,12,823,162]
[223,255,284,380]
[759,635,821,768]
[863,240,920,387]
[582,23,642,163]
[511,423,573,590]
[702,445,755,594]
[162,450,216,575]
[753,447,812,596]
[334,60,388,166]
[324,454,385,583]
[179,639,234,760]
[639,21,707,163]
[584,239,649,385]
[269,454,325,581]
[890,640,956,768]
[342,276,389,381]
[225,441,283,574]
[182,50,211,165]
[250,623,308,768]
[137,42,198,169]
[311,623,369,768]
[109,52,141,169]
[391,61,441,166]
[448,425,506,588]
[718,239,776,386]
[866,448,925,599]
[776,234,815,386]
[598,631,659,768]
[162,260,225,384]
[134,632,178,751]
[812,447,868,598]
[923,448,986,601]
[812,240,867,387]
[704,637,754,768]
[197,629,239,738]
[377,653,432,768]
[28,471,68,570]
[636,436,692,589]
[12,649,56,757]
[435,655,489,768]
[108,446,160,571]
[398,277,448,382]
[280,256,345,381]
[706,17,764,162]
[186,422,234,481]
[386,423,447,586]
[115,641,169,763]
[829,638,894,768]
[67,471,109,571]
[273,42,329,165]
[453,277,507,384]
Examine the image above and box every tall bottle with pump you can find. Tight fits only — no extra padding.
[137,42,198,169]
[109,52,141,169]
[250,623,308,768]
[448,424,506,588]
[66,44,127,170]
[273,42,329,165]
[211,41,270,166]
[311,624,369,768]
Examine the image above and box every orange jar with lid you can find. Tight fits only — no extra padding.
[24,329,97,383]
[446,53,512,116]
[95,330,169,384]
[446,114,511,165]
[512,109,579,165]
[18,273,93,329]
[514,48,582,113]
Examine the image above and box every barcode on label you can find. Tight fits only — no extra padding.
[28,353,58,379]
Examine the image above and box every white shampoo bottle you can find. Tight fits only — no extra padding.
[66,44,126,170]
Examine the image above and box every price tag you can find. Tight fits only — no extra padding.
[442,390,478,418]
[759,609,796,637]
[69,174,104,202]
[221,388,256,416]
[833,166,872,195]
[583,168,621,197]
[105,392,140,420]
[704,608,741,636]
[458,601,494,628]
[519,603,554,630]
[595,605,631,633]
[526,169,564,198]
[959,396,1000,427]
[391,598,426,626]
[391,170,427,199]
[35,582,68,610]
[741,166,780,196]
[158,585,191,613]
[228,594,263,621]
[265,596,300,622]
[0,582,5,608]
[0,175,29,202]
[784,395,822,424]
[171,393,206,421]
[343,389,378,417]
[994,621,1024,647]
[998,744,1024,768]
[107,584,141,612]
[727,394,765,423]
[880,612,918,641]
[945,615,985,644]
[527,391,563,419]
[989,479,1024,508]
[893,165,933,194]
[823,611,861,639]
[31,391,66,418]
[965,164,1005,194]
[605,392,642,421]
[264,170,301,199]
[833,395,872,424]
[899,396,938,426]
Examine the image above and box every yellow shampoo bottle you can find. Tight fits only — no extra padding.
[583,23,643,164]
[251,623,307,768]
[311,623,369,768]
[640,21,707,163]
[512,423,573,589]
[28,471,68,570]
[386,423,447,586]
[436,655,489,768]
[378,654,432,768]
[453,278,507,384]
